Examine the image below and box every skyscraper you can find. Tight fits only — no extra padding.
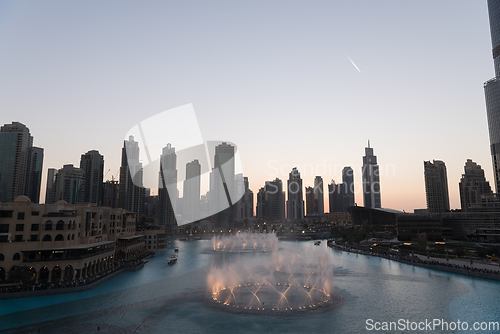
[210,142,236,225]
[459,159,492,212]
[362,141,381,208]
[342,166,355,208]
[485,0,500,192]
[158,143,177,230]
[80,150,104,204]
[286,167,304,220]
[256,178,285,221]
[234,175,254,221]
[0,122,43,203]
[26,146,44,203]
[118,136,144,218]
[328,180,344,213]
[305,186,315,216]
[182,159,201,223]
[424,160,450,213]
[53,164,85,204]
[45,168,57,204]
[313,176,325,217]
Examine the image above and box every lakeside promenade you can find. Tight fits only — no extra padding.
[327,240,500,281]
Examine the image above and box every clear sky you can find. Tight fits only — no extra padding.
[0,0,494,212]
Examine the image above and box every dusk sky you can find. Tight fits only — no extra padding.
[0,0,494,212]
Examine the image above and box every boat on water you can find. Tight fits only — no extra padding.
[314,241,321,245]
[174,247,179,252]
[167,255,178,265]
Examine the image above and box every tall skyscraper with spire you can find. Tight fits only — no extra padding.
[362,141,381,208]
[485,0,500,192]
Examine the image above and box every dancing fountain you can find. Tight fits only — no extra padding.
[212,232,278,253]
[206,236,342,315]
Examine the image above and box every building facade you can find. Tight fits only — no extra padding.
[0,196,145,284]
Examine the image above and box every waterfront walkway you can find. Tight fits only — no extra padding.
[328,241,500,281]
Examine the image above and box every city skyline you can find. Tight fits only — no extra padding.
[0,1,494,212]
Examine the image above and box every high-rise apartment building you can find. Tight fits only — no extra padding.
[182,159,201,223]
[424,160,450,213]
[234,175,254,221]
[313,176,325,217]
[26,146,44,203]
[256,178,285,221]
[305,186,315,216]
[485,0,500,192]
[459,159,492,212]
[328,180,345,213]
[210,142,236,226]
[286,167,304,220]
[118,136,144,218]
[342,166,355,208]
[0,122,43,203]
[53,164,85,204]
[80,150,104,205]
[212,143,235,211]
[45,168,58,204]
[362,141,381,208]
[158,143,177,230]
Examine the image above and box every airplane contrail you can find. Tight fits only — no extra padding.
[346,55,361,72]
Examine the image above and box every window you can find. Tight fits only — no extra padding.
[31,211,39,216]
[56,221,64,230]
[42,234,52,241]
[0,254,3,261]
[0,224,8,233]
[0,236,8,242]
[55,234,64,241]
[14,235,23,242]
[30,235,39,242]
[13,253,20,261]
[31,224,39,231]
[15,224,24,232]
[0,211,13,218]
[17,212,25,220]
[45,221,53,231]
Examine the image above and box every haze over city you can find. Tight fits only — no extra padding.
[0,0,494,212]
